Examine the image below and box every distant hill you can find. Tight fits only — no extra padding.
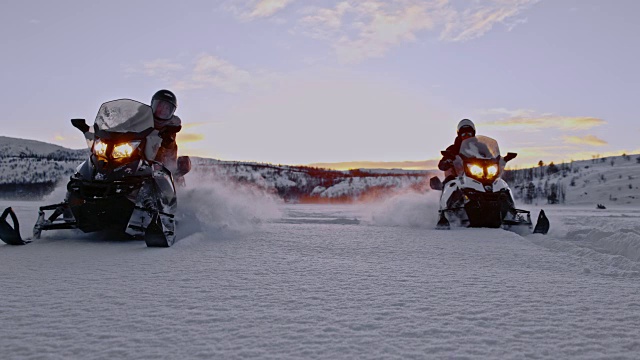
[190,158,436,202]
[503,154,640,207]
[0,136,87,160]
[0,137,89,199]
[0,136,436,201]
[1,136,639,207]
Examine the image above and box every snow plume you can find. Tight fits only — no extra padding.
[42,181,70,203]
[366,189,440,228]
[176,174,283,238]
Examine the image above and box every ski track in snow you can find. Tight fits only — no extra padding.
[1,190,640,359]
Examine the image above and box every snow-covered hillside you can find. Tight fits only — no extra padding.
[2,136,640,208]
[0,137,87,199]
[505,154,640,207]
[0,136,86,159]
[191,158,435,202]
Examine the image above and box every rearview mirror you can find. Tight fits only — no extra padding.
[176,156,191,177]
[429,176,443,191]
[504,152,517,162]
[71,118,90,133]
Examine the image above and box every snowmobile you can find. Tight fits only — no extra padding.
[0,99,191,247]
[429,135,549,234]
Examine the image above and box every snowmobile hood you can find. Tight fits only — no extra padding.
[94,99,154,140]
[459,135,500,160]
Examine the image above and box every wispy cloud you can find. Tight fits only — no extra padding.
[267,0,539,63]
[224,0,296,21]
[482,115,606,131]
[440,0,538,42]
[177,133,205,143]
[174,54,252,93]
[480,107,536,118]
[182,122,220,129]
[129,54,275,94]
[299,1,440,63]
[125,59,184,82]
[250,0,296,19]
[563,135,607,146]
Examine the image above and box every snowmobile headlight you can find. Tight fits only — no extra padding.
[486,165,498,178]
[112,141,140,159]
[468,164,484,178]
[93,139,108,158]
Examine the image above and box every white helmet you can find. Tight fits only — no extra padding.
[456,119,475,136]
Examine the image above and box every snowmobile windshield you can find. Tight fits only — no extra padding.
[459,135,501,160]
[94,99,154,141]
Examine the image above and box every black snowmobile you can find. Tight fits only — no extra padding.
[0,99,191,247]
[430,135,549,234]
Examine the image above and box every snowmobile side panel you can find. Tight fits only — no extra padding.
[0,207,29,245]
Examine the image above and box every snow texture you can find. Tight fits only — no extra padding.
[2,185,640,359]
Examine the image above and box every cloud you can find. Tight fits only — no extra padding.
[223,0,538,63]
[182,122,219,129]
[563,135,607,146]
[249,0,296,19]
[480,107,536,118]
[177,133,205,143]
[224,0,295,21]
[125,59,184,82]
[174,55,252,93]
[440,0,538,42]
[306,159,439,171]
[482,115,606,131]
[292,0,539,63]
[130,54,274,94]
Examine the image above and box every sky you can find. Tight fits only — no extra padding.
[2,0,639,169]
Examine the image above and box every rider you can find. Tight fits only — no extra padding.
[438,119,476,183]
[436,119,475,229]
[150,89,182,175]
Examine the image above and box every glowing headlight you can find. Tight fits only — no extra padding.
[468,164,484,177]
[486,165,498,178]
[112,141,140,159]
[93,140,108,158]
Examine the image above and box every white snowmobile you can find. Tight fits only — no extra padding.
[429,135,549,234]
[0,99,191,247]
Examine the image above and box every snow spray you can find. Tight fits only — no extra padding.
[176,173,283,236]
[365,190,440,228]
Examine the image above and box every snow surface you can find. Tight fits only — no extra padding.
[1,183,640,359]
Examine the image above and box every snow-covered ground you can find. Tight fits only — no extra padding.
[1,185,640,359]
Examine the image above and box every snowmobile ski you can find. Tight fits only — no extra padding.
[436,212,451,230]
[0,207,30,245]
[532,209,550,235]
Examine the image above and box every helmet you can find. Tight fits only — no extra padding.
[151,89,177,120]
[456,119,475,138]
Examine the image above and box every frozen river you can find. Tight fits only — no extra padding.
[1,192,640,359]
